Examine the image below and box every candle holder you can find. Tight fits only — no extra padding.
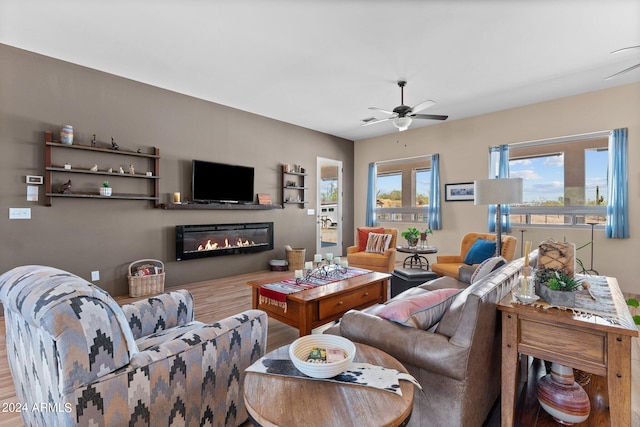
[296,260,349,284]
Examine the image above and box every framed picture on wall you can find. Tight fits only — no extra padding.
[445,182,475,201]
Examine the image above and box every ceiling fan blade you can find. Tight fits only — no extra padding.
[368,107,395,115]
[605,62,640,80]
[410,99,436,114]
[410,114,448,121]
[611,45,640,54]
[361,117,393,127]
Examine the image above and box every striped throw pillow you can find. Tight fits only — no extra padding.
[365,233,392,254]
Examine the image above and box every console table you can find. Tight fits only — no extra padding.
[497,276,638,426]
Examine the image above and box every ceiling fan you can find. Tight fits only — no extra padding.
[362,81,448,131]
[605,45,640,80]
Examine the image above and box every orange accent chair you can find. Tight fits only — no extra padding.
[431,232,517,280]
[347,227,398,273]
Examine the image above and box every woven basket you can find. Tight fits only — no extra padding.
[128,259,165,297]
[286,248,306,271]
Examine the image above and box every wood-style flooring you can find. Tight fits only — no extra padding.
[0,269,638,426]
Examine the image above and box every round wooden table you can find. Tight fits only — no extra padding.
[243,342,414,427]
[396,245,438,270]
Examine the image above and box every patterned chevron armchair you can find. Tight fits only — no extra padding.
[0,265,267,427]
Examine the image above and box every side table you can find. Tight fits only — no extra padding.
[496,276,638,426]
[396,245,438,270]
[243,342,414,426]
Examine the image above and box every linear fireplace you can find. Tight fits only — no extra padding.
[176,222,273,261]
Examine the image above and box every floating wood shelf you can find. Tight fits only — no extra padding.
[160,203,282,210]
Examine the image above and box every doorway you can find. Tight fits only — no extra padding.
[316,158,342,255]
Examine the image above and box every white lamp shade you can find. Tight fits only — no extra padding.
[393,116,412,131]
[474,178,523,205]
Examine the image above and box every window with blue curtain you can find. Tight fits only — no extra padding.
[606,128,629,238]
[365,162,377,226]
[497,129,627,237]
[428,154,441,230]
[368,155,440,227]
[487,145,512,232]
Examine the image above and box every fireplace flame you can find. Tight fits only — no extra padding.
[197,237,255,252]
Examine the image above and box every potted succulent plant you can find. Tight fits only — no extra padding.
[401,227,421,247]
[535,268,581,307]
[100,181,112,196]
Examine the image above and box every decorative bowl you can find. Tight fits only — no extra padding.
[289,335,356,378]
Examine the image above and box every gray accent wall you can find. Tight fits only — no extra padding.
[0,44,354,296]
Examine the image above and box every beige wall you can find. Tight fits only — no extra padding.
[354,83,640,293]
[0,44,354,296]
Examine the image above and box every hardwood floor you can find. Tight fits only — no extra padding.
[0,270,638,426]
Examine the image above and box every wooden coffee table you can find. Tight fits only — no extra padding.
[243,342,414,426]
[247,271,390,335]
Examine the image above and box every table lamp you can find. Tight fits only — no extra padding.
[474,178,523,257]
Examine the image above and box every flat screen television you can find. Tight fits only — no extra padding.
[192,159,255,204]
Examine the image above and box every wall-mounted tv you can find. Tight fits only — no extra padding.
[192,159,255,204]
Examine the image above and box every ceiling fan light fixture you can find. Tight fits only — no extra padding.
[393,116,412,131]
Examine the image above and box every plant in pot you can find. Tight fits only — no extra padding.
[535,268,582,307]
[420,228,433,245]
[401,227,421,247]
[100,181,112,196]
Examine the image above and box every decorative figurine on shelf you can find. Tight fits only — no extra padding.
[107,167,113,173]
[129,164,135,175]
[137,148,142,153]
[91,134,97,147]
[118,166,125,174]
[58,180,72,194]
[90,164,98,171]
[111,137,119,150]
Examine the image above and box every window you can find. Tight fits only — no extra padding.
[375,156,431,223]
[507,133,608,227]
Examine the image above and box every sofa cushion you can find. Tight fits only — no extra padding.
[470,256,506,284]
[365,232,392,254]
[377,288,461,329]
[357,227,384,251]
[463,238,496,265]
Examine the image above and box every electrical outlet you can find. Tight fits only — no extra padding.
[91,271,100,281]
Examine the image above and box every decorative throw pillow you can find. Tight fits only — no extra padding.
[470,256,506,284]
[463,238,497,265]
[357,227,384,252]
[365,233,392,254]
[377,288,461,329]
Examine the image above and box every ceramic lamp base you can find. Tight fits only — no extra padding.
[537,363,590,425]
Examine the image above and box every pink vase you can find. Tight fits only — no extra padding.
[537,362,590,425]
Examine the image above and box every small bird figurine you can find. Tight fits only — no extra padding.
[111,137,119,150]
[90,164,98,171]
[58,180,72,194]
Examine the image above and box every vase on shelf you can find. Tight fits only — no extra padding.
[60,125,73,145]
[537,362,590,425]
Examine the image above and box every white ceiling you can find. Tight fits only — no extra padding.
[1,1,639,141]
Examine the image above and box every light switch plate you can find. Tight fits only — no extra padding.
[9,208,31,219]
[307,208,315,215]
